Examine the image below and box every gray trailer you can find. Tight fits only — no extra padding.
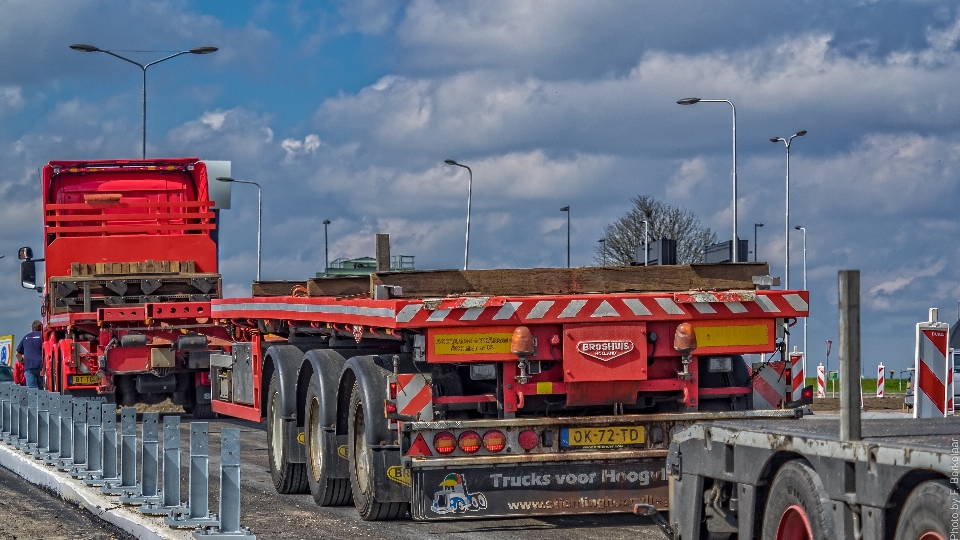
[660,271,960,539]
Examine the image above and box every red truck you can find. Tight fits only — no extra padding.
[18,157,231,416]
[207,262,811,520]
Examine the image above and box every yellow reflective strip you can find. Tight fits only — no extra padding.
[536,382,553,394]
[694,325,768,347]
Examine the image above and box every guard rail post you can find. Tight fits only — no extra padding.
[0,385,10,438]
[50,395,74,467]
[120,411,161,505]
[142,416,181,515]
[24,388,39,453]
[80,400,104,482]
[96,404,119,487]
[192,427,256,539]
[40,392,60,461]
[102,408,137,494]
[165,422,219,528]
[30,391,50,458]
[62,399,88,473]
[15,387,29,450]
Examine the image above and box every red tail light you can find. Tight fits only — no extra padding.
[388,381,398,399]
[384,401,397,417]
[434,432,457,455]
[483,430,506,453]
[518,430,538,451]
[458,431,481,454]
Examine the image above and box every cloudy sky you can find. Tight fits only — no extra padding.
[2,0,959,376]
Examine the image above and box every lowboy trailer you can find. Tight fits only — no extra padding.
[208,263,812,520]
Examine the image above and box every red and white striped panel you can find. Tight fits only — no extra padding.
[394,290,810,327]
[876,363,885,398]
[948,349,955,415]
[789,351,804,401]
[752,361,787,410]
[914,322,949,418]
[396,374,433,421]
[816,364,825,398]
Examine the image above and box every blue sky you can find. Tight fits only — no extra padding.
[2,0,960,376]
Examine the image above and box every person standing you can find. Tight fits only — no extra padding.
[16,320,43,389]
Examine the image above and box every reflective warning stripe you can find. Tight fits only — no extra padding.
[877,363,885,398]
[915,323,948,418]
[789,352,804,401]
[752,361,787,410]
[396,374,433,421]
[817,365,825,398]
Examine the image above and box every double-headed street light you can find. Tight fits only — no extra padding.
[771,130,806,291]
[678,97,738,262]
[560,206,570,268]
[70,43,218,159]
[444,159,473,270]
[216,177,261,281]
[795,225,808,376]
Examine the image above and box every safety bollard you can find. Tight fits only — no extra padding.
[30,391,50,458]
[0,385,10,439]
[102,408,137,495]
[50,396,74,467]
[95,404,119,486]
[78,401,104,482]
[59,400,87,472]
[15,388,29,450]
[141,416,181,515]
[192,428,256,539]
[120,412,161,505]
[41,393,62,461]
[166,422,219,528]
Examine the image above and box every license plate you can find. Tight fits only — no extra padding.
[560,426,645,448]
[68,374,98,386]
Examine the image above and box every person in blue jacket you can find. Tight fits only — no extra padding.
[16,320,43,389]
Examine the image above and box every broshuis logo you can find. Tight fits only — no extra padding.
[577,340,635,362]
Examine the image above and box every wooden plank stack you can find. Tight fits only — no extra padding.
[69,260,197,276]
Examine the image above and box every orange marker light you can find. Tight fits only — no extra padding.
[673,322,697,354]
[511,326,535,355]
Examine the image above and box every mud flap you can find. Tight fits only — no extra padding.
[410,459,669,520]
[371,447,410,502]
[284,419,306,463]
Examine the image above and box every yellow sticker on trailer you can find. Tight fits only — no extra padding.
[433,333,513,355]
[694,324,769,347]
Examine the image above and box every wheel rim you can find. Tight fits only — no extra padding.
[270,389,283,471]
[917,532,945,540]
[776,504,813,540]
[354,401,370,493]
[308,396,323,481]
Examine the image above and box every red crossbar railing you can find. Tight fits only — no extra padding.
[45,200,214,237]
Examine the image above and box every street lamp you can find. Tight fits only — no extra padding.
[639,220,649,266]
[795,225,807,377]
[560,206,570,268]
[444,159,473,270]
[770,130,806,290]
[70,43,218,159]
[678,97,739,262]
[216,177,261,281]
[323,220,331,277]
[754,223,764,262]
[598,238,607,267]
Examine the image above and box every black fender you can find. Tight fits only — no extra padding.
[340,354,412,503]
[263,344,307,463]
[301,349,350,479]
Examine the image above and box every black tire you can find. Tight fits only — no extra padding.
[190,402,218,419]
[266,371,308,494]
[305,376,352,506]
[761,460,835,540]
[347,382,408,520]
[894,479,959,540]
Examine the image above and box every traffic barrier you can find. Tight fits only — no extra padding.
[752,361,788,409]
[948,349,955,415]
[877,363,885,398]
[789,349,804,401]
[0,392,255,537]
[816,364,825,398]
[166,422,220,528]
[914,308,949,418]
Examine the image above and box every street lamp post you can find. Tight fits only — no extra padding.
[560,206,570,268]
[216,177,262,281]
[754,223,764,262]
[678,97,738,262]
[640,220,649,266]
[323,219,331,277]
[770,130,807,290]
[70,44,217,159]
[598,238,607,267]
[444,160,473,270]
[795,225,807,377]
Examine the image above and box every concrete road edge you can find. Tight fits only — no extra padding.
[0,443,191,540]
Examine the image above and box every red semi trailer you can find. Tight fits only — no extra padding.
[18,157,231,416]
[207,264,812,520]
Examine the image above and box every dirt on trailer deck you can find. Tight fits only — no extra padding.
[809,395,907,412]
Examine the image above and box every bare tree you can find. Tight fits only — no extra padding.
[595,195,717,266]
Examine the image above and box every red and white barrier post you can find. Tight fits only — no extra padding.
[948,349,955,415]
[789,347,805,402]
[817,364,825,398]
[876,363,884,398]
[914,308,950,419]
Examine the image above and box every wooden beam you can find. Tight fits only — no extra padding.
[369,263,770,298]
[306,277,370,297]
[252,281,307,297]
